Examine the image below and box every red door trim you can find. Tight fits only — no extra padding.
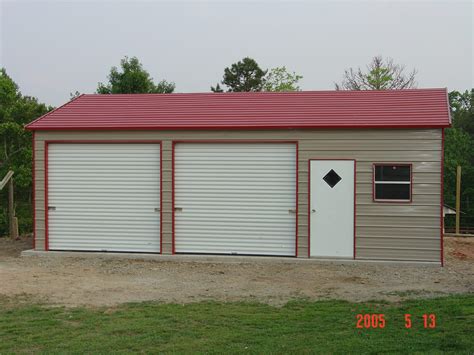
[43,140,162,253]
[171,140,299,257]
[307,159,357,259]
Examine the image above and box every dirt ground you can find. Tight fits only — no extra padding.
[0,237,473,307]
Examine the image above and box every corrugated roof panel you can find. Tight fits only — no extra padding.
[25,89,451,130]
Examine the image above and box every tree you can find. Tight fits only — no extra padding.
[335,56,417,90]
[210,83,224,93]
[263,66,303,92]
[449,90,474,135]
[0,68,52,235]
[69,91,82,100]
[97,56,175,94]
[212,57,267,92]
[444,89,474,229]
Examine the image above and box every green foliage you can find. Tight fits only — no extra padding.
[213,59,303,93]
[445,89,474,228]
[97,56,175,94]
[69,91,82,100]
[210,83,224,93]
[0,295,472,353]
[365,67,393,89]
[213,57,267,92]
[0,69,52,236]
[335,56,417,90]
[263,66,303,92]
[0,69,19,118]
[449,90,474,135]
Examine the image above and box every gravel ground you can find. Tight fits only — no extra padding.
[0,237,472,307]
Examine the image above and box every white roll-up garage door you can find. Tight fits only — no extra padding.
[48,143,161,252]
[174,143,296,256]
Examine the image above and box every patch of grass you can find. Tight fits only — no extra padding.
[381,289,443,297]
[0,295,473,353]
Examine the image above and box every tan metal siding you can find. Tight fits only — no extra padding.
[34,129,441,262]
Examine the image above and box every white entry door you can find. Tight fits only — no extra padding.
[310,160,354,258]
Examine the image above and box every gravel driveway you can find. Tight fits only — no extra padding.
[0,237,472,307]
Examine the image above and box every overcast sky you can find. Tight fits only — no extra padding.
[1,0,473,106]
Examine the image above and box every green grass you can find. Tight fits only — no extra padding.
[0,295,473,353]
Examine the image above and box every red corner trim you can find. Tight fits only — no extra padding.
[160,143,163,254]
[295,142,299,258]
[44,142,49,251]
[32,132,36,250]
[353,159,357,260]
[307,159,311,258]
[440,128,445,266]
[171,142,176,254]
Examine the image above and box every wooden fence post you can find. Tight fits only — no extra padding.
[8,177,19,239]
[455,165,461,236]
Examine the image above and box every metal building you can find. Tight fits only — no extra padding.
[26,89,451,263]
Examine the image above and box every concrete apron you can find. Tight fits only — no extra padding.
[21,249,441,266]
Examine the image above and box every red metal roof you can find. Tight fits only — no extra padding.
[26,89,451,130]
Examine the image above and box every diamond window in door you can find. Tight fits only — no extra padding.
[322,169,342,188]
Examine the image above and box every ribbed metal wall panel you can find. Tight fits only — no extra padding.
[33,129,441,262]
[48,144,160,252]
[174,143,296,256]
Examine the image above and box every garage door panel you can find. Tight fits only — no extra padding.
[48,143,161,253]
[175,143,296,256]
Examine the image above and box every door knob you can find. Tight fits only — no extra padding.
[311,209,316,213]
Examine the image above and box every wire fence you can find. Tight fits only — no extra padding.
[444,197,474,235]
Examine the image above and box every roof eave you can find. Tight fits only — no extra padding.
[25,124,451,131]
[24,94,85,131]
